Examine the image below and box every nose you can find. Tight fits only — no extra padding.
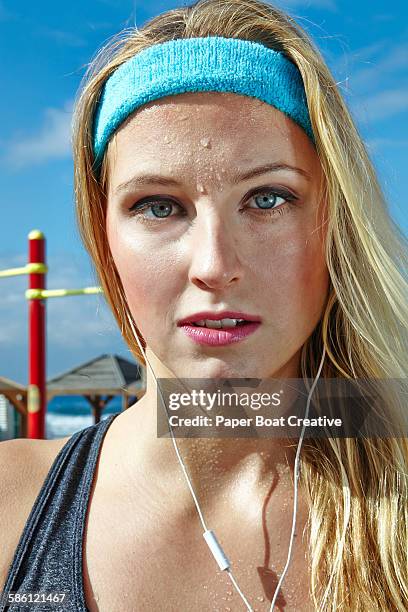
[187,210,243,291]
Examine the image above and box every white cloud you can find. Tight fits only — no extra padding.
[346,40,388,63]
[47,294,118,349]
[0,253,26,268]
[38,27,86,48]
[0,317,26,345]
[86,21,112,31]
[350,43,408,91]
[332,39,408,126]
[332,40,407,86]
[278,0,337,10]
[0,254,27,315]
[357,87,408,122]
[365,137,408,154]
[4,100,74,169]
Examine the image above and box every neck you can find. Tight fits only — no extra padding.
[124,346,303,515]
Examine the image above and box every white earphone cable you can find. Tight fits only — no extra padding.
[130,320,325,611]
[268,345,326,611]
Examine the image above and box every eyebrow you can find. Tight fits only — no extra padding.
[113,162,311,195]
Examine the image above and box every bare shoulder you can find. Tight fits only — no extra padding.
[0,435,71,592]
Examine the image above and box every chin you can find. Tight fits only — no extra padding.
[179,359,246,381]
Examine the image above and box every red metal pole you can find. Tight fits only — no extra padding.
[27,230,46,439]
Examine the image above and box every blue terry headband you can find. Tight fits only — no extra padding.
[92,36,315,175]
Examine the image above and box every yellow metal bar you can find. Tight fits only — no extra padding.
[25,286,103,300]
[0,262,48,278]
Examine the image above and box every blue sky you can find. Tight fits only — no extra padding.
[0,0,407,384]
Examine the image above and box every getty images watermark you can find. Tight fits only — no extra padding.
[155,377,408,439]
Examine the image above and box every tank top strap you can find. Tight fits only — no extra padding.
[1,413,119,612]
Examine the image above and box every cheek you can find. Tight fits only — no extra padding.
[291,242,329,321]
[107,221,180,335]
[258,223,329,331]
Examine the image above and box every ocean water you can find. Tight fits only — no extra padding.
[45,395,124,439]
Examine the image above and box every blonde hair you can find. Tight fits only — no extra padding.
[72,0,408,609]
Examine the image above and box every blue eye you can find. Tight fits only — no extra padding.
[248,189,294,210]
[128,187,298,221]
[138,200,176,219]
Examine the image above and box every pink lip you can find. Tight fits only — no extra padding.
[179,321,261,346]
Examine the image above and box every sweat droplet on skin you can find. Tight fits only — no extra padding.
[200,137,211,148]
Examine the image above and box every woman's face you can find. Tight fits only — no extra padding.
[106,91,329,379]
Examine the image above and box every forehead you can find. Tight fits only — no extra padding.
[107,91,318,183]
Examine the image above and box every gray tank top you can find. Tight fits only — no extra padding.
[0,413,119,612]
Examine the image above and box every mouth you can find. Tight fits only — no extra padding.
[177,311,262,327]
[188,318,252,329]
